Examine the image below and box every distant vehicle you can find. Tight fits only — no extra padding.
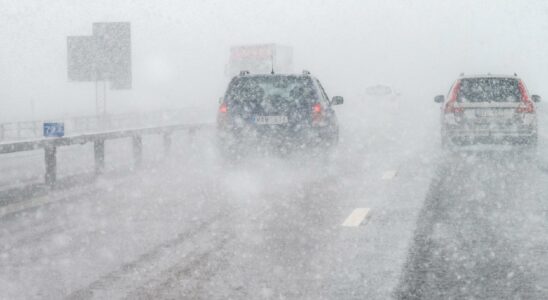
[435,74,541,148]
[365,84,394,97]
[217,70,343,159]
[364,84,400,103]
[226,44,293,77]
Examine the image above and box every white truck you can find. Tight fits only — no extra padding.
[226,44,293,77]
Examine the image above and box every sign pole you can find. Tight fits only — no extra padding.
[67,22,132,125]
[95,78,99,117]
[103,80,107,117]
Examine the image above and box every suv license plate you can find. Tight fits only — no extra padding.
[475,109,508,118]
[476,110,493,117]
[254,115,288,125]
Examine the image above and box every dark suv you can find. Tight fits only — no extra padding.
[217,71,343,159]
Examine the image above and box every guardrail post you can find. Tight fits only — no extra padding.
[16,122,21,139]
[188,128,196,144]
[0,124,4,141]
[44,144,57,186]
[163,133,172,155]
[33,121,39,138]
[94,140,105,175]
[132,135,142,168]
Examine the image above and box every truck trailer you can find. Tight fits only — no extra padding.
[226,44,293,77]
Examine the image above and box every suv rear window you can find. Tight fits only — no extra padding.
[458,78,522,103]
[226,76,317,107]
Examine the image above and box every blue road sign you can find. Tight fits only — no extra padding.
[43,123,65,137]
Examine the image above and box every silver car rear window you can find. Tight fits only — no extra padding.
[457,78,521,103]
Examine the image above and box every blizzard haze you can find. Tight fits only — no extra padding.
[1,0,547,120]
[1,1,548,299]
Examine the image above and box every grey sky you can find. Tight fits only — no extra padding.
[1,0,546,120]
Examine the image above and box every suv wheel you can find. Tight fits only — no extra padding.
[441,130,449,150]
[527,134,538,148]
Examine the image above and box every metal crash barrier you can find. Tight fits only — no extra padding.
[0,123,214,186]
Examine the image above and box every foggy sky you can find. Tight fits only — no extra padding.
[1,0,547,121]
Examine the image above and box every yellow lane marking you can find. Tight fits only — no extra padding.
[342,208,370,227]
[0,187,90,218]
[1,195,63,218]
[0,179,127,218]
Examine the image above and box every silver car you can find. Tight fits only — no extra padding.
[435,74,541,148]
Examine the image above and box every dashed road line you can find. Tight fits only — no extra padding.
[382,170,398,180]
[342,208,370,227]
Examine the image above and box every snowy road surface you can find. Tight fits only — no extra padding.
[397,151,548,299]
[1,103,547,299]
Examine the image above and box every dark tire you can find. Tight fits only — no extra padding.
[321,133,338,162]
[526,134,538,148]
[310,146,331,165]
[217,138,239,164]
[219,148,237,162]
[441,134,450,150]
[323,127,339,150]
[331,131,339,148]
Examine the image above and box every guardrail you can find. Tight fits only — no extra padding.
[0,108,207,142]
[0,123,215,186]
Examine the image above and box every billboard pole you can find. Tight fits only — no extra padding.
[93,55,99,118]
[95,78,99,117]
[67,22,132,127]
[103,80,107,117]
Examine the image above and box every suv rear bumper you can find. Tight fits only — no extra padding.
[444,130,537,145]
[443,120,537,144]
[217,126,336,151]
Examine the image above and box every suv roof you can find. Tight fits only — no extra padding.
[230,73,319,86]
[459,73,519,79]
[237,73,310,78]
[237,70,313,77]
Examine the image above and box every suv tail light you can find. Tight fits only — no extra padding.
[219,102,228,113]
[517,80,535,113]
[444,80,463,114]
[217,102,229,127]
[312,103,323,125]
